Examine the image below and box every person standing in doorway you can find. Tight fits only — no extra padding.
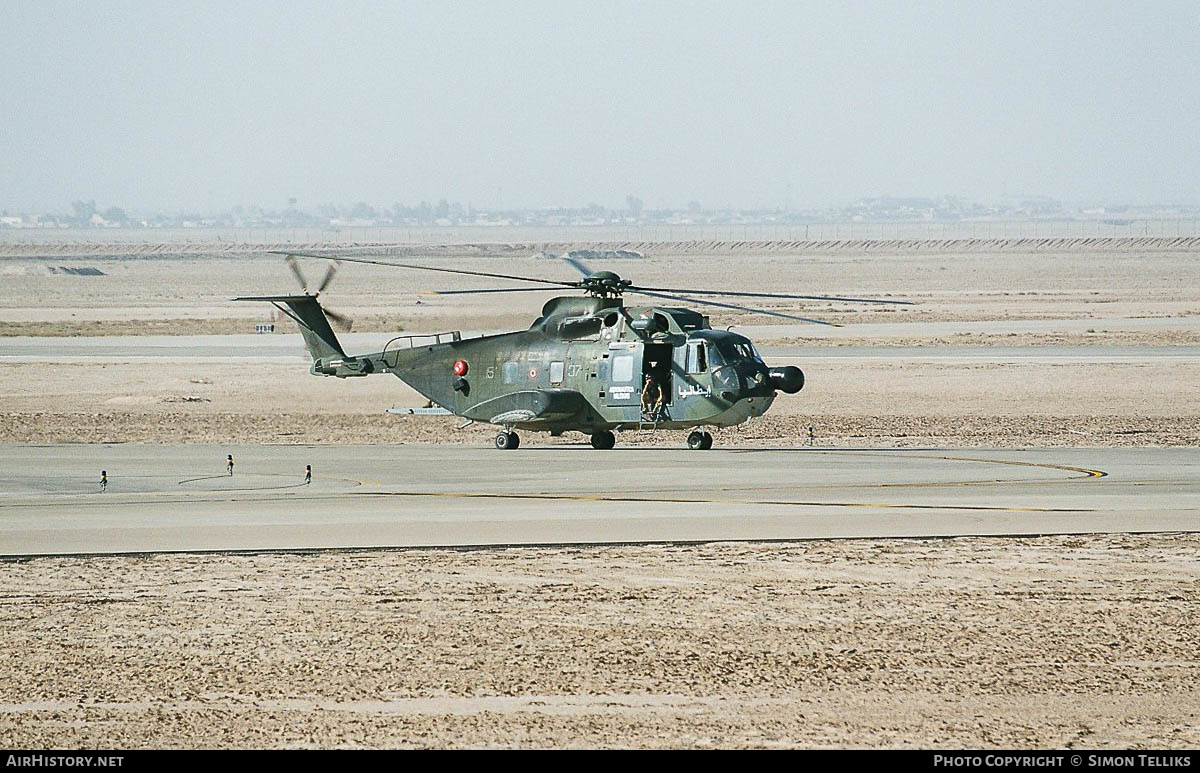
[641,370,664,420]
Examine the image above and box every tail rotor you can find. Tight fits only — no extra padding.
[323,307,353,332]
[315,260,339,294]
[284,254,353,331]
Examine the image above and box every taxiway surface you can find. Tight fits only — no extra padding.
[4,318,1200,361]
[1,444,1196,556]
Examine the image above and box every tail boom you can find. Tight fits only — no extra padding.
[234,294,381,377]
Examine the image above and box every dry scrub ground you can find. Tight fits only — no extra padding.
[2,412,1197,448]
[2,246,1198,333]
[1,536,1197,748]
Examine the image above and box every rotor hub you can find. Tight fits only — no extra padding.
[581,270,632,298]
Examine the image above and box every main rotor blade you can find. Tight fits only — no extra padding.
[562,256,595,277]
[269,251,578,288]
[629,286,913,305]
[629,289,841,326]
[425,287,567,295]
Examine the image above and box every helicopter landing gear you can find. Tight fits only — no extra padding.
[590,430,616,450]
[687,430,714,450]
[494,431,520,450]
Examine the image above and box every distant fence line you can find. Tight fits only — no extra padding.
[3,218,1200,247]
[614,235,1200,255]
[2,234,1200,260]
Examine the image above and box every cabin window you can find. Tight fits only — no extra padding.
[550,361,565,383]
[502,362,519,384]
[612,354,634,383]
[686,342,708,374]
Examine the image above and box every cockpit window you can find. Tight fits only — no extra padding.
[712,338,762,364]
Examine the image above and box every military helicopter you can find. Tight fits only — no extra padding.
[236,252,910,450]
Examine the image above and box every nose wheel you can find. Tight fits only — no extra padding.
[494,431,520,450]
[687,430,714,450]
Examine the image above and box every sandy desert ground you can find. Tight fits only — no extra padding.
[1,237,1198,747]
[2,536,1197,748]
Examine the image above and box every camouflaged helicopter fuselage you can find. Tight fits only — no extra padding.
[321,295,782,435]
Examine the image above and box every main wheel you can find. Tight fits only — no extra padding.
[687,430,706,450]
[699,431,713,450]
[590,430,616,450]
[495,431,520,450]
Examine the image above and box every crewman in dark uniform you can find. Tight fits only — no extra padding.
[227,454,234,476]
[100,470,107,493]
[304,464,312,485]
[641,369,664,420]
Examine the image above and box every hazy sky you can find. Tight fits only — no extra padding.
[2,0,1198,212]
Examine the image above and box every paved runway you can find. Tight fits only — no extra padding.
[4,320,1200,362]
[0,444,1196,556]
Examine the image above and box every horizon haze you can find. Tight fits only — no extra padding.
[3,1,1198,213]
